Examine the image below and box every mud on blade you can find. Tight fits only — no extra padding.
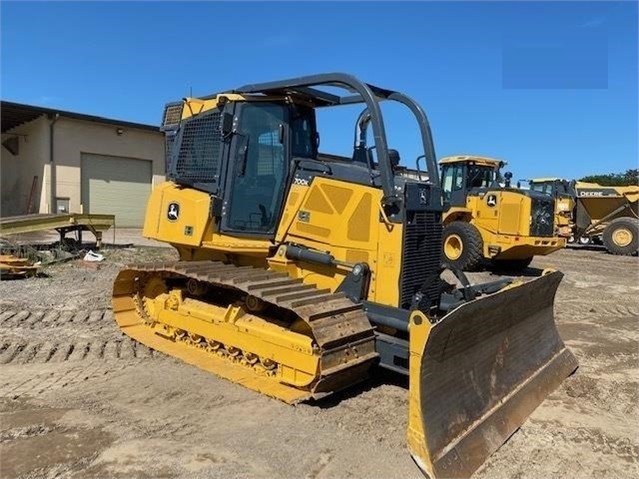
[407,270,578,478]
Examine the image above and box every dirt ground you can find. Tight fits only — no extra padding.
[0,245,637,479]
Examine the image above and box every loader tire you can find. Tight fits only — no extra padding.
[442,221,483,271]
[602,217,638,256]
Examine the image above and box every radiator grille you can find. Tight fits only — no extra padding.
[162,102,184,129]
[172,110,222,184]
[400,211,442,309]
[530,196,555,237]
[164,132,176,174]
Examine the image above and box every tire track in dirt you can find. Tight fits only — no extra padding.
[0,305,160,395]
[0,309,109,330]
[0,338,154,365]
[0,311,30,327]
[0,308,157,399]
[0,354,158,397]
[0,308,155,364]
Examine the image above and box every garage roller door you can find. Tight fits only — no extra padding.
[81,153,152,227]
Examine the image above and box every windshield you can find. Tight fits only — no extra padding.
[466,165,497,188]
[530,183,553,195]
[531,181,571,197]
[226,102,288,234]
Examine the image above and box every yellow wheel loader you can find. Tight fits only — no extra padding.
[111,74,577,478]
[439,156,565,271]
[529,178,639,255]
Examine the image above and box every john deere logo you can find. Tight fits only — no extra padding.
[167,202,180,221]
[487,194,497,207]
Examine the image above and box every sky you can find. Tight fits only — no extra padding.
[1,0,637,181]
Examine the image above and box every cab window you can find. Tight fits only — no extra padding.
[466,165,495,188]
[226,103,287,234]
[441,164,464,202]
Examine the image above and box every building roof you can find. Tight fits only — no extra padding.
[1,100,161,133]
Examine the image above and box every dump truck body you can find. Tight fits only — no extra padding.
[573,182,639,254]
[112,74,576,478]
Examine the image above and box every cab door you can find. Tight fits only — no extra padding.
[441,164,467,208]
[220,102,289,237]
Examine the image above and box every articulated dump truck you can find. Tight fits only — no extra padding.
[526,177,576,239]
[530,178,639,255]
[573,182,639,254]
[112,74,577,478]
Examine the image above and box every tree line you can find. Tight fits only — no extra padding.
[580,169,638,186]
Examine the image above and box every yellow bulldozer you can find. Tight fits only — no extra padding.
[112,74,577,478]
[439,156,565,271]
[529,178,638,255]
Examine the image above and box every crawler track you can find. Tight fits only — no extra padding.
[113,261,379,403]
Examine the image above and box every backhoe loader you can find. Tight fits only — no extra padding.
[439,156,565,271]
[112,74,577,478]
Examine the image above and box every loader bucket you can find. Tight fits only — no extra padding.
[407,270,577,478]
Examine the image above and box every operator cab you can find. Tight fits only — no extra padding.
[529,178,575,199]
[440,156,502,207]
[222,102,317,234]
[164,98,320,236]
[162,73,442,242]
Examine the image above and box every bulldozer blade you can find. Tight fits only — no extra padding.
[407,270,577,478]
